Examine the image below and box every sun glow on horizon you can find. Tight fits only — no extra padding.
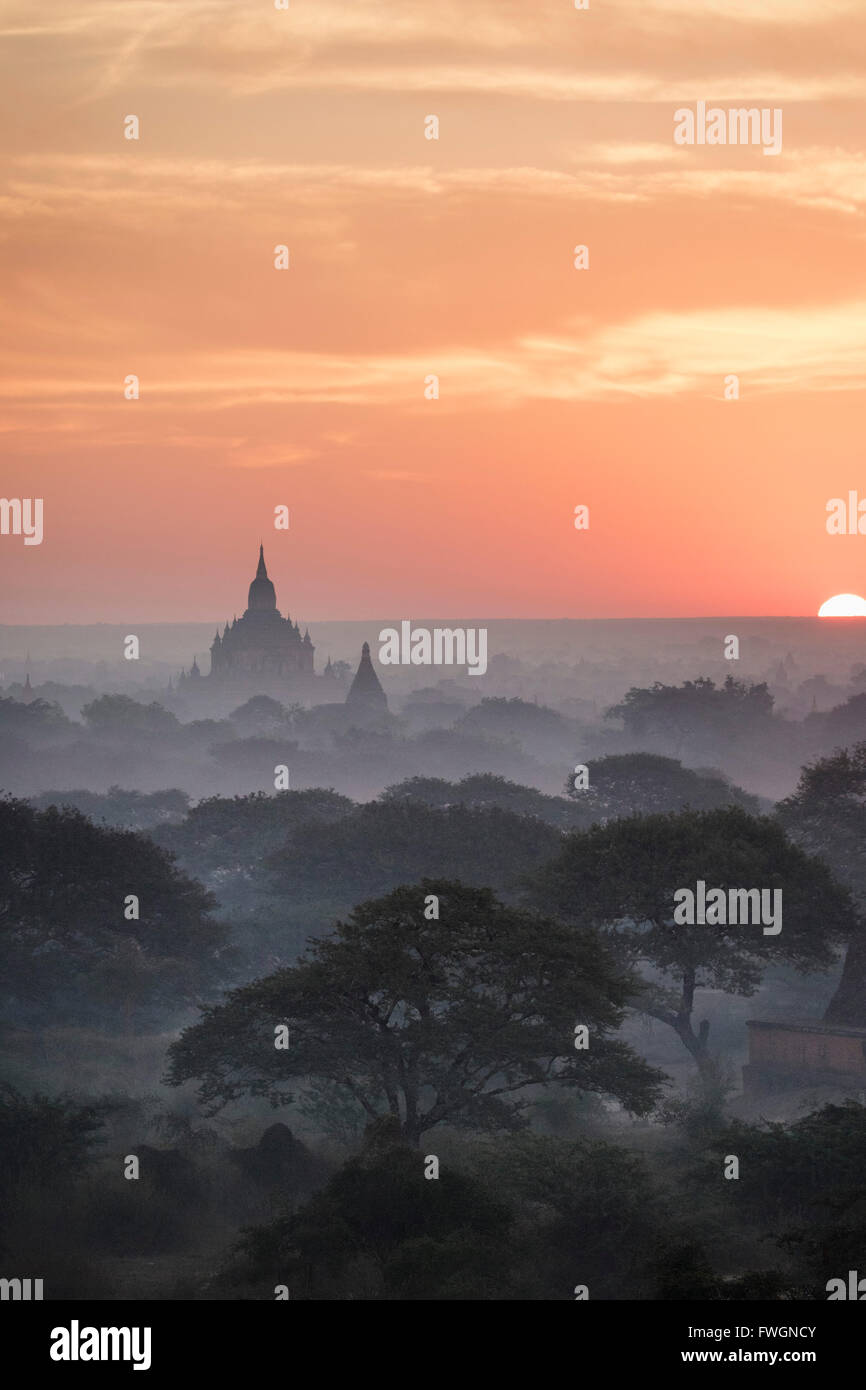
[818,593,866,616]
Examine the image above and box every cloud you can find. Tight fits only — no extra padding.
[4,299,866,417]
[2,0,864,103]
[644,0,860,21]
[9,147,866,221]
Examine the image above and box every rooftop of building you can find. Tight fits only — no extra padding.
[747,1018,866,1038]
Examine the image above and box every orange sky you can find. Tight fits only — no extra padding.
[1,0,866,622]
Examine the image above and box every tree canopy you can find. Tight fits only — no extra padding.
[166,880,662,1141]
[606,676,775,759]
[229,695,297,736]
[0,797,226,1026]
[804,692,866,748]
[0,695,71,736]
[566,752,761,823]
[223,1125,672,1300]
[81,695,180,739]
[381,773,578,828]
[30,786,189,832]
[527,806,857,1080]
[224,1123,516,1300]
[263,799,563,909]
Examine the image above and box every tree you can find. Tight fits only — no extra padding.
[606,676,774,759]
[208,736,298,775]
[462,1131,668,1300]
[166,881,663,1142]
[565,753,761,824]
[0,1085,111,1279]
[804,692,866,749]
[455,698,575,760]
[0,696,70,737]
[381,774,579,829]
[777,745,866,1023]
[157,789,355,881]
[229,695,299,737]
[81,695,179,739]
[29,786,189,832]
[156,790,359,974]
[527,807,857,1082]
[222,1122,517,1300]
[689,1101,866,1297]
[262,800,564,919]
[0,1083,107,1213]
[0,797,227,1027]
[703,1102,866,1230]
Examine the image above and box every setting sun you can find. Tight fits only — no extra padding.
[818,593,866,617]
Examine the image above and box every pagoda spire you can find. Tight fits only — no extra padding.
[346,641,388,711]
[248,544,277,612]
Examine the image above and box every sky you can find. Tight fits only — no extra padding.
[1,0,866,622]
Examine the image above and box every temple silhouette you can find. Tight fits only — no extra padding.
[345,642,388,713]
[175,545,387,712]
[208,543,314,683]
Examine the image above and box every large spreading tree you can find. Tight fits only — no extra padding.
[166,880,663,1143]
[527,806,858,1082]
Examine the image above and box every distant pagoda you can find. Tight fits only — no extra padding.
[345,641,388,712]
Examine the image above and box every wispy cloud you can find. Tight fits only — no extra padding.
[1,0,863,102]
[4,299,866,423]
[8,148,866,221]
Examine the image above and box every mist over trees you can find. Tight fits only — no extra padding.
[608,676,774,745]
[29,786,190,832]
[9,651,866,806]
[5,630,866,1301]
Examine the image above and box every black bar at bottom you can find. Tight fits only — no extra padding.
[1,1299,860,1377]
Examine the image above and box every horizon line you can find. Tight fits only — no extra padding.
[0,614,851,630]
